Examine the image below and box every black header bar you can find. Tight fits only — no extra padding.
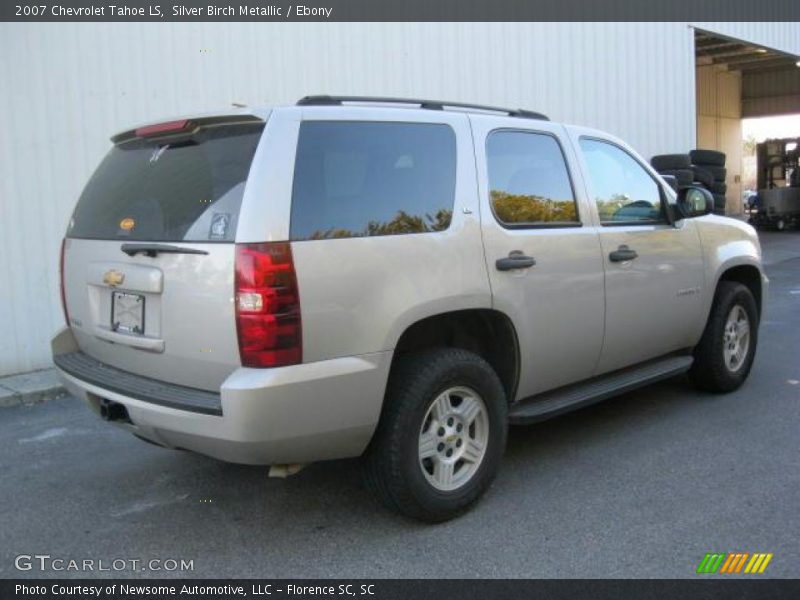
[5,579,800,600]
[3,0,800,22]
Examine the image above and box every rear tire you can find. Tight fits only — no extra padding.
[690,282,758,393]
[363,348,507,522]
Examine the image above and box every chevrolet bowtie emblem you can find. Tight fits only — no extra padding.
[103,269,125,287]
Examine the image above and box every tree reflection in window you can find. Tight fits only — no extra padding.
[487,131,579,226]
[491,191,577,224]
[290,122,457,241]
[578,138,664,223]
[307,209,452,240]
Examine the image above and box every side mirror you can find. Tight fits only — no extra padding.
[677,186,713,218]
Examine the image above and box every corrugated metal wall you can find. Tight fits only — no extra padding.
[743,69,800,118]
[0,21,795,375]
[696,65,744,213]
[692,22,800,57]
[697,67,743,119]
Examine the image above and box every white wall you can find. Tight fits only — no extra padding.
[0,21,793,375]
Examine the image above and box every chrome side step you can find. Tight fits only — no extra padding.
[508,355,693,425]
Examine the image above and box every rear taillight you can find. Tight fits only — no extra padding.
[235,242,302,368]
[59,238,70,327]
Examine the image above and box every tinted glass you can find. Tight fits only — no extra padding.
[579,138,664,223]
[290,122,456,240]
[486,131,578,225]
[68,123,264,242]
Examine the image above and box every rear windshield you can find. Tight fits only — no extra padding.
[68,122,264,242]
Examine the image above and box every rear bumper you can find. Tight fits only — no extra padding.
[51,328,392,465]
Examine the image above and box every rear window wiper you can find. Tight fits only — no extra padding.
[120,243,210,258]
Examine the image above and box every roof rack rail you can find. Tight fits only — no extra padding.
[296,95,549,121]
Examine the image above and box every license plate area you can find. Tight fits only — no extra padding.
[111,292,145,335]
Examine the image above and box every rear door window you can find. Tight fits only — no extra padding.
[68,122,264,242]
[486,130,579,226]
[289,122,457,240]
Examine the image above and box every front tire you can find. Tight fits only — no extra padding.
[690,282,758,393]
[363,348,507,522]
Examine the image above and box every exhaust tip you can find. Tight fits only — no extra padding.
[268,464,307,478]
[99,399,131,423]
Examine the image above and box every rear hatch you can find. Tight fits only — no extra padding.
[62,116,266,391]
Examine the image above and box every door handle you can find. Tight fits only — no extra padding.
[609,245,638,262]
[496,251,536,271]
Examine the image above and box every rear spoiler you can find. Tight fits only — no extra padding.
[111,114,265,145]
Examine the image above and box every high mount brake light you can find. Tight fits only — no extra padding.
[135,119,194,138]
[234,242,302,368]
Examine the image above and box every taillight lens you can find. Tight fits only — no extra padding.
[60,238,70,327]
[235,242,302,368]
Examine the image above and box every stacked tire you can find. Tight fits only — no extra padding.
[651,154,693,189]
[690,149,727,215]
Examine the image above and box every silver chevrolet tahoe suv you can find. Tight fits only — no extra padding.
[53,96,767,522]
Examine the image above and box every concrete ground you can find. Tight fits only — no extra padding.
[0,369,65,408]
[1,232,798,579]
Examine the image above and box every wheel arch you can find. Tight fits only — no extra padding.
[715,262,764,317]
[389,309,521,404]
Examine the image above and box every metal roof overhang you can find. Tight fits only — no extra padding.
[695,30,800,118]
